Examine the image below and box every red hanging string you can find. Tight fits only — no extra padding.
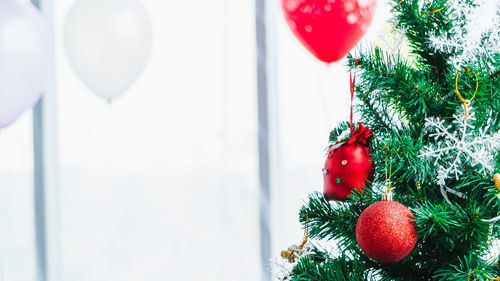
[349,59,358,131]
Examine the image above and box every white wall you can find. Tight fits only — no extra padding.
[55,0,260,280]
[0,0,391,280]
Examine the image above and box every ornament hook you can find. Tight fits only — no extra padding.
[385,152,394,193]
[382,191,393,201]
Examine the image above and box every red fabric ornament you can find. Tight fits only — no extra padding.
[323,123,374,201]
[281,0,377,63]
[356,200,418,263]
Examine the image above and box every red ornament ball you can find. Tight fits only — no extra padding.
[356,201,418,263]
[281,0,377,63]
[323,123,373,201]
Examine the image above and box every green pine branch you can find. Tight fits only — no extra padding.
[291,255,376,281]
[283,0,500,279]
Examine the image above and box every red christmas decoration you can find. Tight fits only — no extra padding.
[356,196,418,263]
[323,123,374,201]
[281,0,377,63]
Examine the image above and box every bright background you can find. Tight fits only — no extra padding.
[0,0,391,280]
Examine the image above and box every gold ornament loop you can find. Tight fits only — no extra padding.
[301,214,309,248]
[485,273,500,280]
[423,6,444,15]
[455,68,479,120]
[393,0,448,15]
[423,0,449,15]
[391,0,404,11]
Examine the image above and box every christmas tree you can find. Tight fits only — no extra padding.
[277,0,500,280]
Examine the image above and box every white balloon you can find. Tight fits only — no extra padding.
[0,0,48,128]
[63,0,153,101]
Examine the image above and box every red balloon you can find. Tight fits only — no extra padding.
[282,0,377,63]
[323,142,373,201]
[356,201,418,263]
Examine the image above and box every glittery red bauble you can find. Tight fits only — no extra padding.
[323,143,373,201]
[281,0,377,63]
[356,201,418,263]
